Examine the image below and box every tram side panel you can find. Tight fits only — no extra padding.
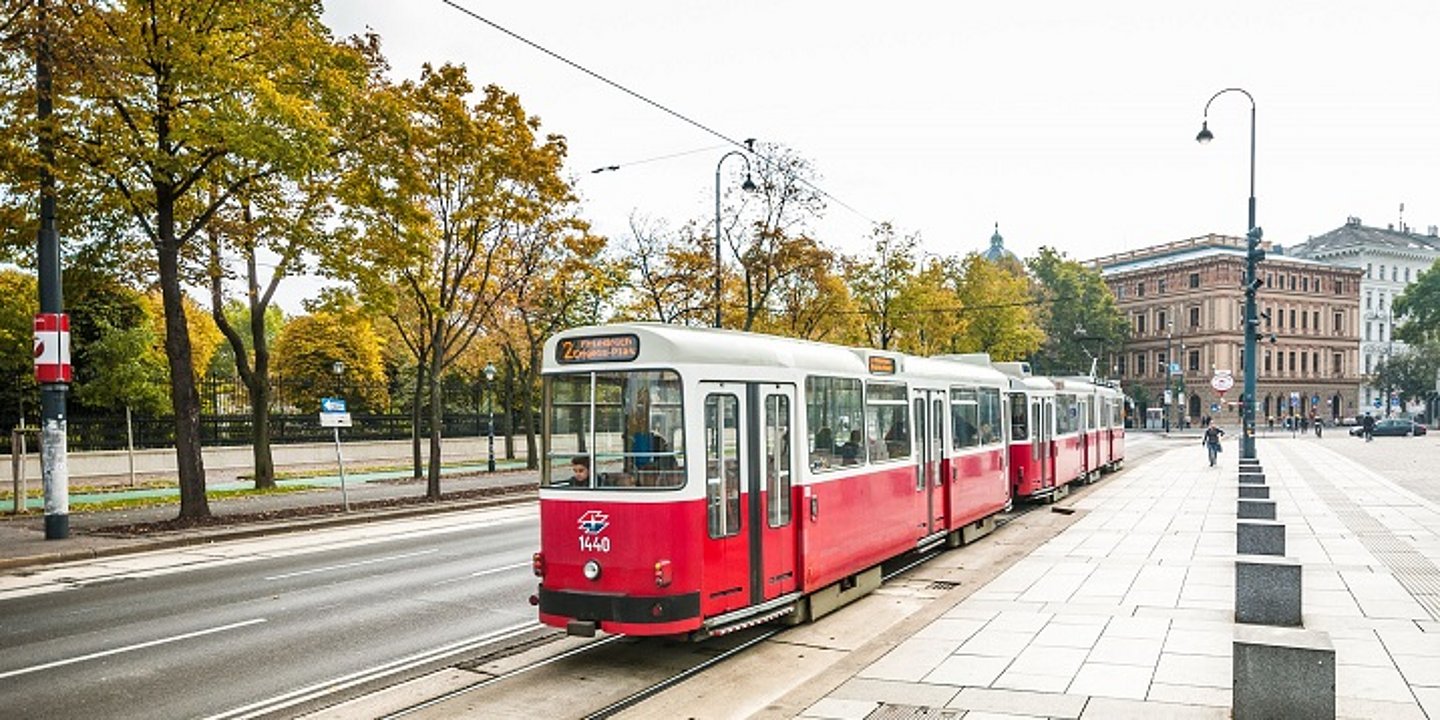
[800,465,924,591]
[947,447,1008,527]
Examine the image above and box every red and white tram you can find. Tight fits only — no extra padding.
[532,323,1123,639]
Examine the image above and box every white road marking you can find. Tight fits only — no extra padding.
[471,560,531,577]
[0,618,267,681]
[263,549,439,581]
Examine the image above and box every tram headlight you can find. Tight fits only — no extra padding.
[532,552,546,578]
[583,559,602,581]
[654,559,672,587]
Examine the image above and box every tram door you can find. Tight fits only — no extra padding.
[1031,398,1054,490]
[754,385,798,601]
[914,391,946,536]
[702,384,750,614]
[701,382,799,614]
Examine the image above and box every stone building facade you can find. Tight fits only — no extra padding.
[1285,217,1440,415]
[1092,234,1363,427]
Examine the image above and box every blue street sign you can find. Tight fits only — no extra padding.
[1311,395,1320,405]
[1210,403,1220,413]
[1169,362,1181,375]
[321,397,347,413]
[1374,399,1383,408]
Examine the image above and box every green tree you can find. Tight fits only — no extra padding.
[729,142,828,331]
[1027,247,1130,377]
[1371,343,1440,413]
[1394,261,1440,345]
[0,269,37,424]
[41,1,370,519]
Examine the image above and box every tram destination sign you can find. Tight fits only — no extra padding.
[556,333,640,364]
[868,356,897,375]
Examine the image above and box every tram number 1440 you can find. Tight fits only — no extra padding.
[579,536,611,553]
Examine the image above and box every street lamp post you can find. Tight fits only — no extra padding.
[714,140,757,329]
[1196,87,1261,459]
[484,362,497,473]
[1165,323,1174,433]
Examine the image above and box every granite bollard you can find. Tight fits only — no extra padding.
[1233,625,1335,719]
[1238,485,1270,499]
[1237,499,1276,520]
[1236,555,1302,626]
[1237,519,1285,556]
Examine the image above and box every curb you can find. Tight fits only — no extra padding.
[0,487,538,572]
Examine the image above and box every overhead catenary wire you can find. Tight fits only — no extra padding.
[437,0,878,228]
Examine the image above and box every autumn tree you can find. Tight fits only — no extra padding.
[1026,247,1129,377]
[847,223,918,350]
[335,65,573,498]
[726,142,828,331]
[271,306,388,415]
[34,1,371,518]
[951,254,1044,360]
[615,215,711,325]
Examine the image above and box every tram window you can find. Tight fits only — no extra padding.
[542,370,685,489]
[765,394,791,527]
[805,376,863,472]
[1055,394,1079,434]
[1009,393,1028,440]
[951,387,979,449]
[866,381,909,462]
[706,394,741,538]
[978,388,1002,445]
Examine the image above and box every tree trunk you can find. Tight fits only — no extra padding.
[249,379,273,489]
[425,329,444,499]
[156,200,209,519]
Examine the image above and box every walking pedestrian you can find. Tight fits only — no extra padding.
[1362,412,1375,442]
[1203,423,1225,467]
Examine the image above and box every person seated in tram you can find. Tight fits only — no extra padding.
[840,429,863,465]
[564,456,590,486]
[811,426,835,469]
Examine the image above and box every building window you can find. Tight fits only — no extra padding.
[1367,263,1372,278]
[1136,282,1145,297]
[1365,354,1372,374]
[1157,351,1167,376]
[1406,267,1411,283]
[1301,353,1308,374]
[1264,351,1272,374]
[1188,349,1200,372]
[1301,312,1308,331]
[1393,267,1398,281]
[1380,265,1386,281]
[1312,352,1319,375]
[1277,308,1284,329]
[1189,306,1201,328]
[1158,310,1168,331]
[1135,314,1146,335]
[1333,312,1343,333]
[1266,272,1273,287]
[1117,356,1127,377]
[1366,322,1372,341]
[1302,277,1309,292]
[1332,353,1342,376]
[1189,272,1200,289]
[1136,353,1147,376]
[1289,309,1296,328]
[1289,352,1296,372]
[1367,292,1373,309]
[1157,278,1167,294]
[1115,284,1125,299]
[1335,279,1345,295]
[1313,311,1319,331]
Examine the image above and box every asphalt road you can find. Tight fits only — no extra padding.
[0,505,540,720]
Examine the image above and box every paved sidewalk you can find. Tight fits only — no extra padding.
[798,438,1440,719]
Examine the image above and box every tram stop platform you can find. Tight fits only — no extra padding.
[780,436,1440,720]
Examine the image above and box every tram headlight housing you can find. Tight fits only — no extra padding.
[583,559,602,581]
[654,559,672,587]
[532,552,546,578]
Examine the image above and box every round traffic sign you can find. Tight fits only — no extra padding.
[1210,374,1234,392]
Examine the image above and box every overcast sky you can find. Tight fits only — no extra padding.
[321,1,1440,266]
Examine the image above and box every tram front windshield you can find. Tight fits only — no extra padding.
[544,370,685,489]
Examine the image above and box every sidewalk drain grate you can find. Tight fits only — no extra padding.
[927,581,960,591]
[866,704,961,720]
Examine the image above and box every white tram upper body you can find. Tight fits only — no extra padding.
[533,323,1109,639]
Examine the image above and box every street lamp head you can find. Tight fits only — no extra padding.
[741,174,757,192]
[1195,121,1214,144]
[332,360,345,376]
[483,362,497,382]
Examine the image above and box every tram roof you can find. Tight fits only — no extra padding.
[543,323,1007,384]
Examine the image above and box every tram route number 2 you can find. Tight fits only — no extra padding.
[580,535,612,553]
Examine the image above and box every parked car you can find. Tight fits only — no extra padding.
[1349,418,1429,437]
